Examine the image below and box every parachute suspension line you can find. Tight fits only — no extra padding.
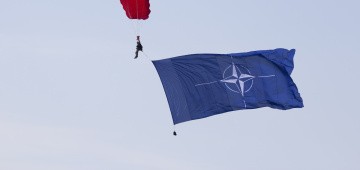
[125,3,138,36]
[130,20,138,36]
[135,0,140,36]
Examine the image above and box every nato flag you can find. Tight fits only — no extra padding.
[153,49,303,124]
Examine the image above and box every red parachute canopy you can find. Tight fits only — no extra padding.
[120,0,151,20]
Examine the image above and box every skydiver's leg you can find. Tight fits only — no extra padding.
[135,50,139,59]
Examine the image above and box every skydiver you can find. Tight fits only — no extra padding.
[135,36,143,59]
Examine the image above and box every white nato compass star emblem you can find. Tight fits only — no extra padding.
[195,62,275,108]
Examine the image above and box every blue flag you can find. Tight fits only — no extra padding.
[153,48,303,124]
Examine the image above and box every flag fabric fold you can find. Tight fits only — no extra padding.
[153,48,303,124]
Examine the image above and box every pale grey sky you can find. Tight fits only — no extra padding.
[0,0,359,169]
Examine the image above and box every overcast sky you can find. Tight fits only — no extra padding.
[1,0,360,169]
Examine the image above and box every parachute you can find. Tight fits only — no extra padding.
[120,0,151,59]
[120,0,151,20]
